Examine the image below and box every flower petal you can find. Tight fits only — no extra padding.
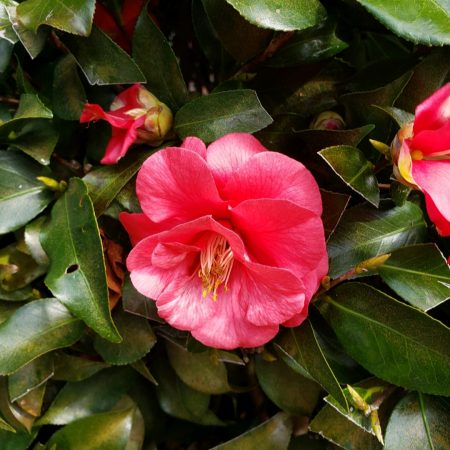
[423,194,450,236]
[414,83,450,132]
[223,151,322,214]
[206,133,267,188]
[136,147,228,222]
[409,122,450,155]
[181,136,207,159]
[80,103,133,128]
[111,84,143,111]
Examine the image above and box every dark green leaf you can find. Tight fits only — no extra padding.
[0,298,84,375]
[373,105,414,127]
[38,367,138,425]
[46,407,139,450]
[0,0,18,44]
[52,352,108,382]
[384,393,450,450]
[61,26,145,85]
[327,201,427,278]
[319,145,380,207]
[212,412,292,449]
[274,320,348,411]
[41,178,120,342]
[378,243,450,311]
[133,10,187,110]
[174,89,272,143]
[166,342,230,394]
[310,404,381,450]
[52,54,86,120]
[255,356,321,416]
[0,40,13,72]
[94,308,156,365]
[0,429,37,449]
[317,283,450,396]
[83,148,156,217]
[17,0,95,36]
[355,0,450,46]
[320,189,350,240]
[225,0,326,31]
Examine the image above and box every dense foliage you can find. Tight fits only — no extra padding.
[0,0,449,448]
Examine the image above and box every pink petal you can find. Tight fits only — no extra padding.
[181,136,207,159]
[222,151,322,214]
[282,302,309,327]
[206,133,267,188]
[80,103,133,128]
[412,160,450,225]
[112,84,142,110]
[414,83,450,133]
[409,122,450,155]
[136,147,228,223]
[231,199,328,286]
[423,194,450,236]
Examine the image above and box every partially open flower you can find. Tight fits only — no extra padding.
[80,84,173,165]
[120,133,328,349]
[391,83,450,235]
[310,111,346,130]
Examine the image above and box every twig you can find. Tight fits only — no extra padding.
[378,183,391,189]
[0,96,19,106]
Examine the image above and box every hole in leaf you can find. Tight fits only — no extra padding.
[65,264,79,274]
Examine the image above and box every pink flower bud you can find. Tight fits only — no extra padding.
[310,111,346,130]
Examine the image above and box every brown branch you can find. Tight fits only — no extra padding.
[0,96,19,106]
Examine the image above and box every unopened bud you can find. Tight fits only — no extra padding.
[370,409,384,445]
[347,385,371,415]
[37,177,67,192]
[310,111,346,130]
[355,254,391,274]
[369,139,391,158]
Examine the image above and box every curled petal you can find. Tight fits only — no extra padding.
[410,122,450,155]
[80,103,134,128]
[414,83,450,133]
[181,136,207,159]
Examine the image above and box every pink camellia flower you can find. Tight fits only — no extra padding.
[391,83,450,236]
[119,133,328,349]
[80,84,173,165]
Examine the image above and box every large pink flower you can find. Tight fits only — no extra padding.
[120,133,328,349]
[80,84,172,165]
[392,83,450,236]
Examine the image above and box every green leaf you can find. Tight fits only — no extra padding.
[212,412,292,450]
[83,148,157,217]
[255,356,321,416]
[0,429,37,450]
[224,0,326,31]
[320,189,350,240]
[46,407,139,450]
[327,201,427,278]
[16,0,95,36]
[378,243,450,311]
[355,0,450,46]
[310,404,381,450]
[373,105,414,127]
[0,152,53,235]
[52,352,108,382]
[384,393,450,450]
[8,354,53,402]
[133,10,188,111]
[166,342,230,395]
[153,356,223,426]
[38,367,138,425]
[319,145,380,207]
[52,54,86,120]
[61,26,145,85]
[0,298,84,375]
[174,89,272,143]
[94,308,156,365]
[317,283,450,396]
[0,0,18,44]
[274,320,348,411]
[0,40,13,72]
[41,178,120,342]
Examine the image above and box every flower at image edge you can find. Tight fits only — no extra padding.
[120,133,328,349]
[391,83,450,236]
[80,84,173,165]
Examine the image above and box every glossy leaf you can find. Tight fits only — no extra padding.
[384,393,450,450]
[0,298,84,375]
[275,320,348,411]
[0,429,37,449]
[46,407,139,450]
[94,308,156,365]
[327,201,427,278]
[356,0,450,46]
[174,89,272,143]
[61,26,145,85]
[0,0,18,44]
[320,189,350,240]
[224,0,326,31]
[317,283,450,396]
[255,356,321,416]
[319,145,380,206]
[17,0,95,36]
[52,352,108,382]
[374,105,414,127]
[38,367,138,425]
[212,412,292,449]
[133,10,188,110]
[166,342,230,394]
[378,243,450,311]
[310,404,381,450]
[41,178,121,342]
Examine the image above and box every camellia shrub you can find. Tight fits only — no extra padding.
[0,0,449,448]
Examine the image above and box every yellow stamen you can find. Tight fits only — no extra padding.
[411,150,423,160]
[198,234,234,301]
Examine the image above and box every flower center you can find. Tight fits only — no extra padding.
[410,150,423,160]
[198,234,234,301]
